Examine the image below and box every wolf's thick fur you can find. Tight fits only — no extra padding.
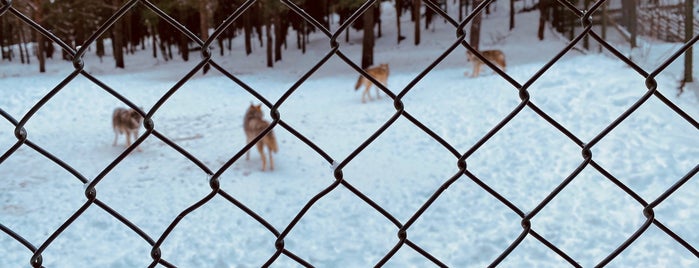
[355,63,389,103]
[244,104,278,171]
[112,107,143,151]
[466,50,506,77]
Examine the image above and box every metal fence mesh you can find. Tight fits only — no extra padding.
[1,0,698,267]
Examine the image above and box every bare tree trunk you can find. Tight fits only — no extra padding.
[244,13,252,55]
[33,0,45,72]
[18,26,26,63]
[112,0,125,68]
[396,0,404,43]
[684,0,693,83]
[470,0,482,50]
[199,0,211,73]
[266,18,273,68]
[538,0,548,40]
[362,5,375,69]
[509,0,515,30]
[601,1,607,52]
[97,37,106,62]
[621,0,637,47]
[275,17,283,62]
[413,0,420,45]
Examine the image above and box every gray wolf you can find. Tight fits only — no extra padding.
[112,107,143,151]
[244,104,278,171]
[355,63,389,103]
[466,50,506,77]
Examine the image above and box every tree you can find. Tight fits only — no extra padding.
[621,0,637,47]
[112,0,125,68]
[510,0,515,30]
[683,0,693,84]
[538,0,548,40]
[199,0,211,73]
[32,0,46,72]
[413,0,420,45]
[395,0,406,43]
[470,0,483,50]
[361,3,375,69]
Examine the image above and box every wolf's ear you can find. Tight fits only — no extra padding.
[255,104,262,109]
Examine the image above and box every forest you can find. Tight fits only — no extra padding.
[0,0,536,73]
[0,0,694,78]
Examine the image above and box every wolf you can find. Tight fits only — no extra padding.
[243,104,278,171]
[466,50,506,77]
[355,63,389,103]
[112,107,143,151]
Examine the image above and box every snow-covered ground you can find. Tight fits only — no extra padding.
[1,2,698,267]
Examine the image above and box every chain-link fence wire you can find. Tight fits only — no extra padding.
[1,0,698,267]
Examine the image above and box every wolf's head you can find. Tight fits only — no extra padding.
[245,103,264,120]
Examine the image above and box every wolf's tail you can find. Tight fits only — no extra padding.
[354,75,362,90]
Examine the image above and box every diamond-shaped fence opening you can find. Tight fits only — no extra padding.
[1,0,698,267]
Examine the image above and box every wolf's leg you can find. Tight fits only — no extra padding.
[268,146,274,171]
[113,129,118,146]
[134,130,142,152]
[257,142,266,171]
[246,137,251,160]
[364,86,372,102]
[126,130,132,148]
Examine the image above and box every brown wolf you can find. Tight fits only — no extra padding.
[112,107,143,151]
[355,63,389,103]
[243,104,278,171]
[466,50,506,77]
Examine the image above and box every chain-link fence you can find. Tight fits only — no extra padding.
[1,0,698,267]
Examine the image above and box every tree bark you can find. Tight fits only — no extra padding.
[413,0,420,45]
[361,5,375,69]
[621,0,637,47]
[396,0,405,43]
[470,0,482,50]
[244,13,252,55]
[266,18,273,68]
[684,0,694,83]
[33,0,45,72]
[509,0,515,30]
[538,0,547,40]
[199,0,211,73]
[275,16,283,62]
[112,0,125,68]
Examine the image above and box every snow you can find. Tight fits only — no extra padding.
[1,2,698,267]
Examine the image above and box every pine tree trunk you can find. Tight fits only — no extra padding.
[199,0,210,73]
[510,0,515,30]
[275,17,283,62]
[33,0,45,72]
[244,13,252,55]
[538,0,547,40]
[684,0,694,83]
[361,5,375,69]
[112,0,125,68]
[621,0,637,47]
[413,0,420,45]
[396,0,404,43]
[470,0,482,50]
[266,19,273,68]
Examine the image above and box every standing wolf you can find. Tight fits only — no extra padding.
[466,50,506,77]
[243,104,278,171]
[112,107,143,151]
[355,63,389,103]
